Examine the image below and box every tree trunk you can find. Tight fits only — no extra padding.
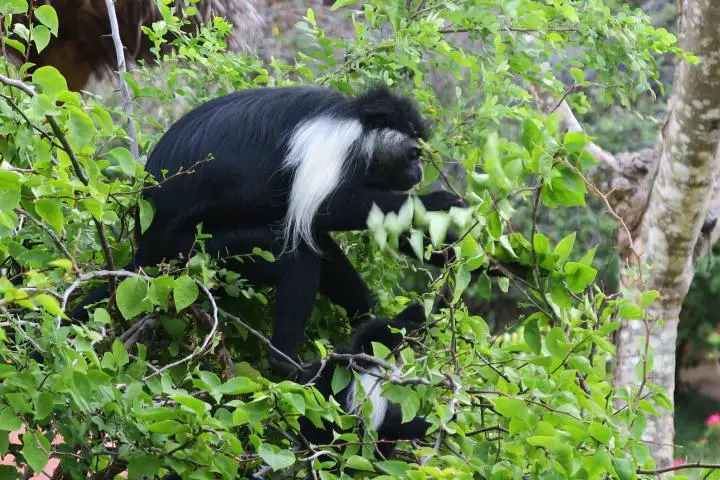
[614,0,720,468]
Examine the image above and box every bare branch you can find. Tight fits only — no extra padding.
[103,0,139,160]
[637,463,720,475]
[218,307,305,373]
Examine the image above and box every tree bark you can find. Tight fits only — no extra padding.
[614,0,720,468]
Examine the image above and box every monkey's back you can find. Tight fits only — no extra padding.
[141,87,352,246]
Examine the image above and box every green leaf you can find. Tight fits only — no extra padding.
[66,105,96,151]
[554,232,576,265]
[0,431,8,456]
[34,293,66,318]
[476,271,492,300]
[399,390,420,424]
[34,5,59,35]
[494,397,529,421]
[251,247,275,262]
[173,275,199,312]
[105,147,135,176]
[128,454,163,480]
[33,391,54,420]
[214,377,260,395]
[521,117,542,152]
[0,408,22,431]
[0,0,27,14]
[409,230,424,260]
[619,303,643,320]
[483,131,511,191]
[331,366,351,395]
[452,266,471,304]
[330,0,355,10]
[533,233,550,255]
[32,25,50,53]
[172,394,210,415]
[568,355,592,374]
[258,443,296,471]
[31,66,67,95]
[147,420,184,434]
[527,435,561,449]
[346,455,375,472]
[588,422,612,445]
[371,341,392,361]
[93,308,112,324]
[0,176,20,211]
[5,37,26,55]
[149,276,175,309]
[21,432,49,473]
[112,339,129,368]
[563,131,587,154]
[611,457,637,480]
[524,318,541,354]
[35,198,63,233]
[546,327,569,358]
[116,276,151,320]
[564,262,597,293]
[49,259,73,271]
[641,290,660,309]
[427,212,450,247]
[377,461,410,477]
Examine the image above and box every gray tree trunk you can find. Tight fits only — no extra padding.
[614,0,720,468]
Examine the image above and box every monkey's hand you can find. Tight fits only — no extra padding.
[419,191,468,211]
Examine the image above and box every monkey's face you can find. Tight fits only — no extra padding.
[364,133,424,191]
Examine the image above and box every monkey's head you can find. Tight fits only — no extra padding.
[353,87,429,192]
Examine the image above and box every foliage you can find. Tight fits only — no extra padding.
[0,0,697,479]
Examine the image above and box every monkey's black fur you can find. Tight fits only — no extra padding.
[71,86,464,369]
[296,302,431,459]
[160,304,431,480]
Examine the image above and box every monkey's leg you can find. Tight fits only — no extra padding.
[376,405,431,459]
[203,226,323,370]
[269,244,322,366]
[316,233,374,326]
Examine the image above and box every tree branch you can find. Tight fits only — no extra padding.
[0,72,116,278]
[15,208,78,272]
[104,0,139,160]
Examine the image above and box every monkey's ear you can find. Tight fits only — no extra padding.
[394,302,426,329]
[352,86,398,125]
[353,86,429,139]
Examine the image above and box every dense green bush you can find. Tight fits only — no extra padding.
[0,0,702,478]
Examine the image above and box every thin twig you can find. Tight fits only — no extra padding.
[637,463,720,475]
[219,308,304,373]
[15,208,78,272]
[0,93,64,153]
[529,184,560,324]
[104,0,139,160]
[142,281,219,380]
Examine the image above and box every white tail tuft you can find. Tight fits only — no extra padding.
[282,116,364,253]
[347,369,389,431]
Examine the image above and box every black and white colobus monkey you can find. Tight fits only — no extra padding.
[296,302,431,459]
[158,304,430,479]
[72,86,464,368]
